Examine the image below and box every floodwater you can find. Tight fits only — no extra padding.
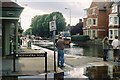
[2,65,120,80]
[35,41,103,58]
[64,43,103,58]
[2,41,120,80]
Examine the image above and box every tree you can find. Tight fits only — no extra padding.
[23,28,32,35]
[70,19,83,35]
[27,12,66,38]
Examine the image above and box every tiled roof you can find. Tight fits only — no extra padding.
[92,1,113,10]
[91,0,113,10]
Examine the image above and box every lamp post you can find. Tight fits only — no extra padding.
[65,8,71,26]
[53,15,56,72]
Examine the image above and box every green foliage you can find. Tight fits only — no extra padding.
[71,35,90,42]
[23,28,32,35]
[26,12,66,37]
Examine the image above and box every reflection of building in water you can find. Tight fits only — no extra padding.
[113,66,120,78]
[108,65,113,78]
[85,66,111,80]
[108,65,120,78]
[85,65,120,79]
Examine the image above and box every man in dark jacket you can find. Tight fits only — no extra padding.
[56,36,65,67]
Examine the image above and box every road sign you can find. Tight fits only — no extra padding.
[49,21,56,31]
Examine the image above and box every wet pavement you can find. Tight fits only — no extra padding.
[1,40,120,80]
[2,64,120,80]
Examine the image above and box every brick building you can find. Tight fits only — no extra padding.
[83,1,112,39]
[108,2,120,40]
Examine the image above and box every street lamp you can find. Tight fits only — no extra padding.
[65,8,71,26]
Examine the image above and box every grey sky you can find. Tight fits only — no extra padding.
[19,1,92,18]
[5,0,118,30]
[16,0,93,30]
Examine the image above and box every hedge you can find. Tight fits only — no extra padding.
[71,35,90,42]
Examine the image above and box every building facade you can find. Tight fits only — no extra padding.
[108,2,120,40]
[83,1,112,39]
[1,1,23,56]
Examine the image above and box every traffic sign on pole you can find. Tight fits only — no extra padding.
[49,21,56,31]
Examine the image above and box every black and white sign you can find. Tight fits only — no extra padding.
[49,21,56,31]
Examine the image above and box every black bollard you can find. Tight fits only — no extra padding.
[13,50,16,72]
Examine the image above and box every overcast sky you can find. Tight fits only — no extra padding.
[15,0,93,31]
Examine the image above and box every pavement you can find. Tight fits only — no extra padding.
[2,44,118,76]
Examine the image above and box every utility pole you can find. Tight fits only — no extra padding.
[65,8,71,26]
[49,15,57,72]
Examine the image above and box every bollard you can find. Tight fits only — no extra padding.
[45,52,47,72]
[13,50,16,72]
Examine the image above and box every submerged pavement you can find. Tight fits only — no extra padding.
[2,44,120,79]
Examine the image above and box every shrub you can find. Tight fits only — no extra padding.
[71,35,90,42]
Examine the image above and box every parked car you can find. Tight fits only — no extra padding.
[60,31,71,45]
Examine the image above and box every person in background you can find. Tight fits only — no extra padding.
[102,37,110,61]
[111,36,120,62]
[56,36,65,67]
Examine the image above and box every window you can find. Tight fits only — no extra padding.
[109,16,119,26]
[109,17,113,22]
[88,19,92,26]
[87,18,97,26]
[93,30,95,38]
[93,19,96,25]
[92,9,96,15]
[112,5,117,13]
[114,30,118,36]
[110,30,113,38]
[109,29,119,40]
[114,17,118,24]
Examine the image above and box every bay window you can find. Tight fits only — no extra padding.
[114,17,118,24]
[109,15,119,26]
[87,18,97,26]
[109,29,119,40]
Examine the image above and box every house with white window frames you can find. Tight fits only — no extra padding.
[83,1,112,39]
[108,2,120,40]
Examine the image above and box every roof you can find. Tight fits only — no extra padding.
[0,1,23,9]
[90,1,113,10]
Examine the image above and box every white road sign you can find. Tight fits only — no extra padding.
[49,21,56,31]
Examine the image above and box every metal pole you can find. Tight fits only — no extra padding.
[53,30,56,72]
[13,50,16,72]
[69,8,71,26]
[65,8,71,26]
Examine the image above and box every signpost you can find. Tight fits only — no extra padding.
[49,21,56,31]
[49,16,57,72]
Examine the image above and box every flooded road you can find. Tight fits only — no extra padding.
[3,65,120,80]
[35,40,103,58]
[2,40,118,80]
[64,43,103,58]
